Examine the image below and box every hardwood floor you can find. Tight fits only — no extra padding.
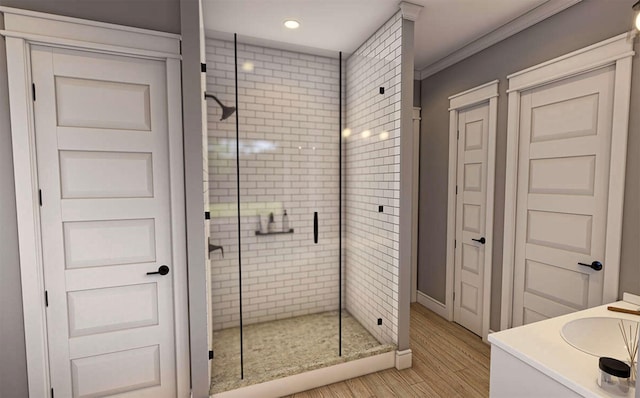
[285,303,491,398]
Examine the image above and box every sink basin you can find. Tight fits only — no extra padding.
[561,317,638,360]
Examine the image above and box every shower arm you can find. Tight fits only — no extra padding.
[204,92,237,121]
[204,93,225,108]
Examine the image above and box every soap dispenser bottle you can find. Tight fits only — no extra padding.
[283,210,289,232]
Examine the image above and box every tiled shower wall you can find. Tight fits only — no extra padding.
[345,12,403,345]
[206,38,341,330]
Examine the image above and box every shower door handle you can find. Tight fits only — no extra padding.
[314,212,318,244]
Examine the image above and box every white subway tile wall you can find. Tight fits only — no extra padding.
[205,11,403,345]
[206,39,342,330]
[345,12,403,346]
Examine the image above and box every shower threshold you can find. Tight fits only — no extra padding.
[209,310,396,395]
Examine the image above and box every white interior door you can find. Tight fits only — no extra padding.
[453,102,489,336]
[32,46,178,397]
[512,66,615,326]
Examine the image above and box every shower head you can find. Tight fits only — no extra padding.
[204,93,236,121]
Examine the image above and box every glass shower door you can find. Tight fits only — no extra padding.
[235,35,342,385]
[208,32,344,393]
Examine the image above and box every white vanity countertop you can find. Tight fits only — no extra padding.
[489,294,640,398]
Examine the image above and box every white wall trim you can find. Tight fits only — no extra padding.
[2,11,188,398]
[500,33,634,331]
[167,57,191,398]
[448,79,499,110]
[447,80,498,342]
[399,1,423,22]
[0,6,180,53]
[395,349,413,370]
[210,351,395,398]
[416,290,449,320]
[506,33,633,90]
[6,36,49,398]
[483,95,498,344]
[0,30,182,60]
[418,0,581,80]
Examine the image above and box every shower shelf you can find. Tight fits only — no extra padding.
[255,229,294,236]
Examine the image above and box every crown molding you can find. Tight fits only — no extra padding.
[400,1,423,22]
[418,0,582,80]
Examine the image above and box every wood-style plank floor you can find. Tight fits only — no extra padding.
[284,303,491,398]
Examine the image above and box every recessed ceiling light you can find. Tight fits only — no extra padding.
[284,20,300,29]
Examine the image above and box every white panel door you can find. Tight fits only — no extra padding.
[32,46,178,397]
[512,66,615,326]
[453,102,489,336]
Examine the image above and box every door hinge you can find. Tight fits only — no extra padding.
[455,185,458,195]
[205,211,211,220]
[457,130,459,140]
[38,189,42,206]
[454,239,456,249]
[453,292,456,302]
[45,290,48,307]
[32,83,36,101]
[51,388,54,398]
[201,63,207,73]
[209,350,214,360]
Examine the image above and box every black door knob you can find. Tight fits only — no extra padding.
[578,261,603,271]
[147,265,170,275]
[472,237,486,244]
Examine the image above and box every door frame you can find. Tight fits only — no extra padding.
[446,80,498,342]
[500,33,634,331]
[1,7,190,398]
[411,107,421,303]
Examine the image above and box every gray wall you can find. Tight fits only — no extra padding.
[0,2,181,397]
[418,0,640,331]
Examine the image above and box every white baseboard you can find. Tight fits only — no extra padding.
[210,351,395,398]
[416,290,449,320]
[395,349,412,370]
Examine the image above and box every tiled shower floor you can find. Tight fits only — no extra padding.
[209,311,396,394]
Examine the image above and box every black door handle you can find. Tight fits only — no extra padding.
[578,261,603,271]
[147,265,170,275]
[314,212,318,244]
[472,237,486,244]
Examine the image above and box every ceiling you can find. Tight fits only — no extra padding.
[202,0,556,71]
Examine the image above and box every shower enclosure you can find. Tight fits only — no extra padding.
[206,33,397,394]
